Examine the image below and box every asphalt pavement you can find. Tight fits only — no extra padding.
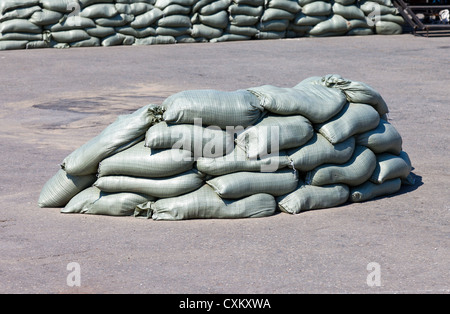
[0,34,449,294]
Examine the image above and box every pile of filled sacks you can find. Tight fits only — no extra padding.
[38,74,415,220]
[0,0,404,50]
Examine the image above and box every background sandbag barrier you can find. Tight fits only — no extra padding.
[0,0,405,50]
[39,74,416,220]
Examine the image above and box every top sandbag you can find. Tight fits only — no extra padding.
[61,104,159,176]
[162,89,265,129]
[248,84,347,123]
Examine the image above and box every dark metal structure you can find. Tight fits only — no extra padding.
[393,0,450,36]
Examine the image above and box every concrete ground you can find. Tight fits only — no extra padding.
[0,34,449,294]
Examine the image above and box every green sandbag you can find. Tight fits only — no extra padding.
[191,23,223,39]
[79,3,118,19]
[375,20,403,35]
[131,8,164,28]
[332,3,366,20]
[162,89,264,129]
[0,19,41,33]
[235,114,313,159]
[51,29,91,43]
[320,74,390,116]
[309,15,350,36]
[277,182,350,214]
[198,10,229,29]
[249,84,347,123]
[306,145,377,186]
[0,5,40,22]
[94,169,205,198]
[0,0,39,15]
[62,186,153,216]
[29,9,64,26]
[98,141,194,178]
[301,1,332,16]
[370,151,412,184]
[145,121,234,157]
[39,0,72,13]
[206,168,298,199]
[355,119,403,155]
[61,104,158,176]
[38,169,96,208]
[196,147,291,176]
[350,178,401,202]
[135,185,276,220]
[316,103,380,144]
[267,0,301,13]
[288,133,355,172]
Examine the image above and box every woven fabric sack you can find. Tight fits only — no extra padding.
[206,168,298,199]
[98,141,194,178]
[38,169,96,208]
[235,114,314,159]
[162,89,264,129]
[94,169,204,198]
[145,121,234,158]
[288,133,355,172]
[135,185,276,220]
[316,103,380,144]
[277,182,349,214]
[355,119,403,155]
[248,84,347,123]
[306,145,377,186]
[370,151,412,184]
[61,104,159,176]
[62,186,153,216]
[350,178,401,202]
[196,147,291,176]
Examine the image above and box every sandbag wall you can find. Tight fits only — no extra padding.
[38,74,415,220]
[0,0,405,50]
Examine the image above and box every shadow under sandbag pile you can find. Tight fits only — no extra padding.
[38,74,416,220]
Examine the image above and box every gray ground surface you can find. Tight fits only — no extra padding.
[0,35,449,294]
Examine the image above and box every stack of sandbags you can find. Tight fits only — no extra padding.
[256,0,299,39]
[39,74,414,220]
[359,0,404,35]
[215,0,263,42]
[0,0,42,50]
[190,0,230,42]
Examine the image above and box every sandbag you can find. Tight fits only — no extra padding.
[80,4,118,19]
[98,141,194,178]
[277,182,350,214]
[355,119,402,155]
[38,169,97,208]
[145,121,234,157]
[131,8,163,28]
[0,40,28,50]
[316,103,380,144]
[375,20,403,35]
[320,74,389,116]
[206,168,298,199]
[249,84,347,123]
[306,145,377,186]
[288,133,355,172]
[62,186,153,216]
[29,9,64,26]
[135,185,276,220]
[0,19,41,33]
[309,14,350,36]
[332,3,366,20]
[0,0,39,15]
[235,114,314,159]
[370,151,412,184]
[61,104,158,176]
[196,147,291,175]
[0,5,40,22]
[301,1,332,16]
[94,169,204,198]
[350,178,401,202]
[39,0,72,13]
[162,89,264,129]
[51,29,91,43]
